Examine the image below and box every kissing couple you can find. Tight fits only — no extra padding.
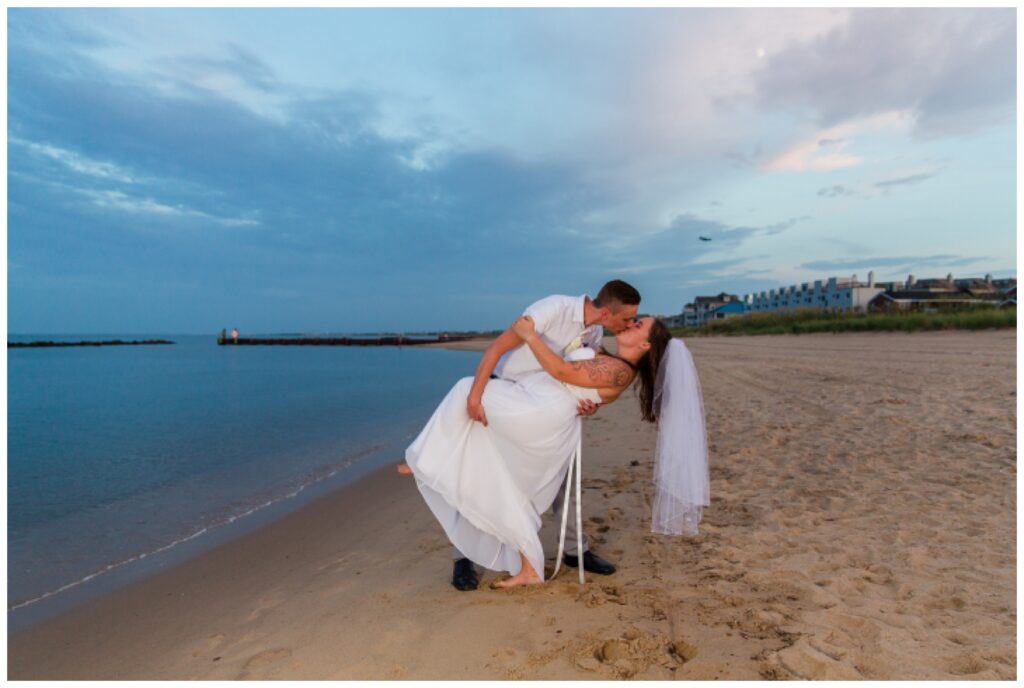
[400,280,709,589]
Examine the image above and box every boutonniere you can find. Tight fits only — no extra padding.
[563,336,584,356]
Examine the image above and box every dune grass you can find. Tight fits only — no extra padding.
[671,306,1017,337]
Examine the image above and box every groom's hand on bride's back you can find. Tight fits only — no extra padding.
[577,399,601,417]
[466,327,522,427]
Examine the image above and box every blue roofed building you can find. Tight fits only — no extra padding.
[707,301,747,322]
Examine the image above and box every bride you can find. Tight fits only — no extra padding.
[403,314,708,588]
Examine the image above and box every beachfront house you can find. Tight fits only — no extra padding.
[682,302,699,327]
[707,301,746,322]
[868,273,1015,312]
[659,313,686,328]
[743,273,885,314]
[682,293,742,326]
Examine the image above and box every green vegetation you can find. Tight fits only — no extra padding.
[670,306,1017,337]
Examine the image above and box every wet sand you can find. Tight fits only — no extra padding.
[8,329,1016,679]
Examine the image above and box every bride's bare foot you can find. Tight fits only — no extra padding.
[492,553,542,588]
[396,463,413,476]
[492,571,542,588]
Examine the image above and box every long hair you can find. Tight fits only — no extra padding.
[636,319,674,423]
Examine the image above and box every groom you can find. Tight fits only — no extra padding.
[452,279,642,591]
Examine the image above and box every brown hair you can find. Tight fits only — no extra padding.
[636,319,674,423]
[594,280,641,312]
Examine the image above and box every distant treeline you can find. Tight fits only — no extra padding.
[8,339,175,348]
[671,306,1017,337]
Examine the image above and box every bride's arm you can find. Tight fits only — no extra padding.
[512,316,632,390]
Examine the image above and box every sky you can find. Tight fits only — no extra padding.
[6,7,1017,334]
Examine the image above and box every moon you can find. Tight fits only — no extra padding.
[756,47,766,59]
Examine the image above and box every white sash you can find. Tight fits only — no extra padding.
[552,437,584,584]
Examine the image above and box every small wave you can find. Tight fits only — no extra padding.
[8,446,383,612]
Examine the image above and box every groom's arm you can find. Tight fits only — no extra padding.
[466,327,522,426]
[467,296,563,425]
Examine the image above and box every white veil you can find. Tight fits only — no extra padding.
[651,338,710,536]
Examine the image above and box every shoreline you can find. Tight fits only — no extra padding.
[8,461,424,679]
[6,333,492,635]
[8,330,1016,680]
[7,441,408,634]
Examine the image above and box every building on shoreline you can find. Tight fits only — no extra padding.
[673,271,1016,327]
[659,313,685,328]
[680,293,744,327]
[744,272,885,314]
[707,301,747,323]
[868,273,1016,312]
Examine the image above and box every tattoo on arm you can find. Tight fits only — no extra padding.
[568,357,632,388]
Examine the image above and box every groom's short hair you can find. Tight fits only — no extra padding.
[594,280,641,311]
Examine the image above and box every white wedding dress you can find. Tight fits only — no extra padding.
[405,348,602,580]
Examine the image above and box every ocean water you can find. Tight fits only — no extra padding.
[7,334,479,625]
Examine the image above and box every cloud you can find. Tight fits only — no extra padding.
[10,137,138,184]
[83,190,260,227]
[753,8,1015,137]
[761,216,810,235]
[145,42,295,123]
[818,185,854,198]
[8,18,615,330]
[762,111,910,173]
[6,9,1016,332]
[600,213,807,291]
[192,42,279,93]
[874,172,934,189]
[800,254,987,271]
[813,169,937,198]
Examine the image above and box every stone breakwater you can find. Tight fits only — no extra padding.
[219,336,471,346]
[8,340,174,348]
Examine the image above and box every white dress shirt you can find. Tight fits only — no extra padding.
[493,294,604,381]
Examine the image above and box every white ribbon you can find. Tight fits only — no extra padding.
[552,437,585,584]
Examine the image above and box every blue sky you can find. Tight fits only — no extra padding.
[7,8,1017,334]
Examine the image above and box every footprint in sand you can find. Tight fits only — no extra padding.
[765,637,863,680]
[576,584,626,608]
[945,632,970,646]
[238,648,292,679]
[191,633,226,658]
[247,594,286,622]
[576,630,690,678]
[945,653,991,676]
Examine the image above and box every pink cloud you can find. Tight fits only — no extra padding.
[762,110,912,173]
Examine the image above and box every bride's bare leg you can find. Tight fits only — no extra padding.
[396,463,413,475]
[493,552,542,588]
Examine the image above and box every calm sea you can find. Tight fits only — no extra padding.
[7,334,479,629]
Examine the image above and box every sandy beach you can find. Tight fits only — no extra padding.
[8,329,1016,680]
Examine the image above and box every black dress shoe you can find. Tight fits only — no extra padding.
[451,558,479,591]
[563,551,617,575]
